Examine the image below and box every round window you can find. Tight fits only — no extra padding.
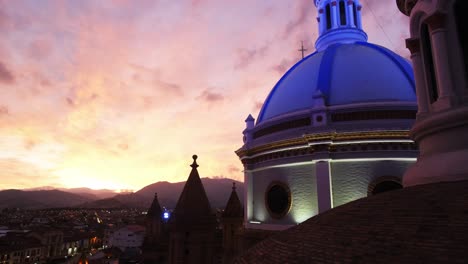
[265,182,291,219]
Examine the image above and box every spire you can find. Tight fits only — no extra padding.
[147,192,162,218]
[222,182,243,218]
[171,155,212,226]
[314,0,368,51]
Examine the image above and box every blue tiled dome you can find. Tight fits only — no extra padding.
[257,42,416,124]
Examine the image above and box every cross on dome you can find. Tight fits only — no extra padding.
[298,41,308,59]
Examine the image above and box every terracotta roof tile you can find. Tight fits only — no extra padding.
[235,180,468,263]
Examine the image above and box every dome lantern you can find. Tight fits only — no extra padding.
[315,0,367,51]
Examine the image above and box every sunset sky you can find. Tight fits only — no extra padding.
[0,0,410,191]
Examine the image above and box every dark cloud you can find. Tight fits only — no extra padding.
[23,139,37,150]
[28,38,52,60]
[228,165,240,174]
[253,100,263,112]
[283,0,314,38]
[118,143,129,151]
[235,45,269,69]
[0,5,11,32]
[155,79,183,96]
[0,105,8,116]
[271,58,295,75]
[0,61,15,84]
[65,97,75,106]
[197,89,224,103]
[65,92,98,107]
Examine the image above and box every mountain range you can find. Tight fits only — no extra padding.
[0,178,243,210]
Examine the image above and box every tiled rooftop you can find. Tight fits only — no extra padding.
[235,180,468,263]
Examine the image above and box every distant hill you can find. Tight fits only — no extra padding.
[0,178,243,210]
[136,177,244,209]
[78,192,148,209]
[23,186,117,200]
[0,189,93,209]
[61,187,117,200]
[82,178,244,209]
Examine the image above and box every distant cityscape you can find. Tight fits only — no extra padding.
[0,177,243,263]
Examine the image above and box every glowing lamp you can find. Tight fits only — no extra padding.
[163,212,170,219]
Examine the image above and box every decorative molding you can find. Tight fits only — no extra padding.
[425,12,447,31]
[237,130,414,163]
[405,37,421,54]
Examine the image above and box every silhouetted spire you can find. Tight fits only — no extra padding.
[171,155,212,227]
[222,182,243,218]
[147,192,162,218]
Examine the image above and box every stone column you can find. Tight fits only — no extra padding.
[244,169,253,223]
[316,160,333,213]
[356,5,363,29]
[347,0,355,27]
[331,1,339,28]
[318,8,325,34]
[427,13,456,107]
[406,37,430,117]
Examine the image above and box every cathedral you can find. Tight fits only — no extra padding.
[237,0,418,232]
[236,0,468,262]
[144,0,468,262]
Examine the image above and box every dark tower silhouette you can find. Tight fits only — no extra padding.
[146,193,163,244]
[221,182,244,264]
[143,193,169,263]
[168,155,217,264]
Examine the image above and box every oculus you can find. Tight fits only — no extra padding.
[265,182,292,219]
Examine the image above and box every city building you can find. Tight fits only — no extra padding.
[106,225,145,252]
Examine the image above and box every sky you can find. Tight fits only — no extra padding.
[0,0,410,191]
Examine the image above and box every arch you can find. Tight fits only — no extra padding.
[353,2,358,26]
[339,1,347,26]
[326,4,332,30]
[368,176,402,196]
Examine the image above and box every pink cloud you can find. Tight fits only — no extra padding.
[28,38,52,60]
[197,89,224,103]
[0,61,14,84]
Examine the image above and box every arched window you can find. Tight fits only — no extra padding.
[339,1,347,26]
[371,181,402,195]
[420,23,439,103]
[326,4,332,30]
[454,0,468,82]
[368,177,403,196]
[353,3,358,26]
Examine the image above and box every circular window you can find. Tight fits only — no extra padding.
[265,182,291,219]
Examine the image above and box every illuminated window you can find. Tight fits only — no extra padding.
[339,1,347,26]
[421,23,439,103]
[265,182,291,219]
[326,4,332,30]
